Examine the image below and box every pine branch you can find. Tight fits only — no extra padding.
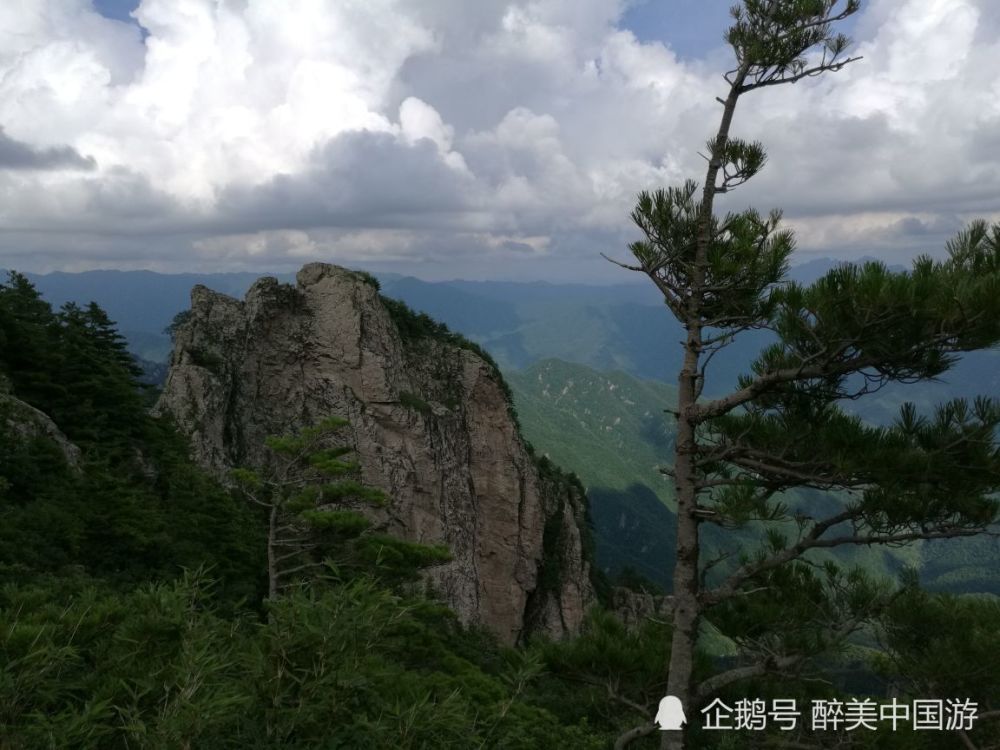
[741,55,862,92]
[709,451,861,490]
[602,253,687,318]
[692,327,967,423]
[601,253,643,273]
[695,607,871,700]
[273,546,317,564]
[701,513,986,608]
[694,652,804,700]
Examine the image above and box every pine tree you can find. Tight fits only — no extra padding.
[232,418,450,603]
[877,585,1000,749]
[0,272,67,411]
[56,301,147,444]
[0,273,148,447]
[606,2,1000,748]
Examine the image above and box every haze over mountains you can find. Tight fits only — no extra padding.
[16,257,996,400]
[10,256,893,371]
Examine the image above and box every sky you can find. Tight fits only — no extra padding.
[0,0,997,281]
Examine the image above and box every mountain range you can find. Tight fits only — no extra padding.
[9,262,1000,594]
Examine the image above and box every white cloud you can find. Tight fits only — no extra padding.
[399,97,468,172]
[0,0,997,278]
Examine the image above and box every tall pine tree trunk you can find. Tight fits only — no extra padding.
[661,63,747,750]
[662,328,704,750]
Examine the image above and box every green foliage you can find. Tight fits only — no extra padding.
[613,3,1000,745]
[298,507,372,534]
[381,294,460,344]
[0,415,263,601]
[0,273,263,600]
[235,418,457,593]
[629,181,792,331]
[876,588,1000,748]
[264,416,349,455]
[0,272,71,417]
[536,507,570,596]
[163,308,192,340]
[508,359,679,589]
[727,0,860,77]
[0,273,149,448]
[508,360,677,506]
[0,573,611,749]
[399,390,433,415]
[532,448,612,606]
[352,269,382,291]
[353,535,453,583]
[0,571,250,750]
[747,242,1000,398]
[380,294,521,425]
[527,608,675,738]
[0,270,646,750]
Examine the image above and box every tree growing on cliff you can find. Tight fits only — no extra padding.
[233,418,450,601]
[606,2,1000,748]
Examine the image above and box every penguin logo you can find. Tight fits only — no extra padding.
[654,695,687,730]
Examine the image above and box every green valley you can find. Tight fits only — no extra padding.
[508,358,1000,598]
[507,359,678,590]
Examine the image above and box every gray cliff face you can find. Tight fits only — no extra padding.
[156,263,594,644]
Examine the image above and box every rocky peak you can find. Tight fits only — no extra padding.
[156,263,596,644]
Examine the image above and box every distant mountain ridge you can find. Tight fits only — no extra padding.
[11,257,910,389]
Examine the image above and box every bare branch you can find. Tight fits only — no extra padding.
[695,653,803,700]
[274,561,325,579]
[695,611,868,700]
[607,683,654,719]
[613,721,658,750]
[601,253,644,273]
[741,56,863,92]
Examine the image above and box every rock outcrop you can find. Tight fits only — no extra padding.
[610,587,674,631]
[1,375,81,470]
[156,263,595,644]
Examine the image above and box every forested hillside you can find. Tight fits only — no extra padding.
[3,270,998,748]
[507,359,679,589]
[0,272,651,748]
[509,359,1000,598]
[15,266,1000,599]
[0,272,261,593]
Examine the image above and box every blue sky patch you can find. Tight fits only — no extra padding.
[93,0,140,23]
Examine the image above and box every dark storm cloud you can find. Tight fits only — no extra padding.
[217,131,477,232]
[0,128,96,172]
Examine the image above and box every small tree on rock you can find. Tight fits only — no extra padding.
[233,417,449,602]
